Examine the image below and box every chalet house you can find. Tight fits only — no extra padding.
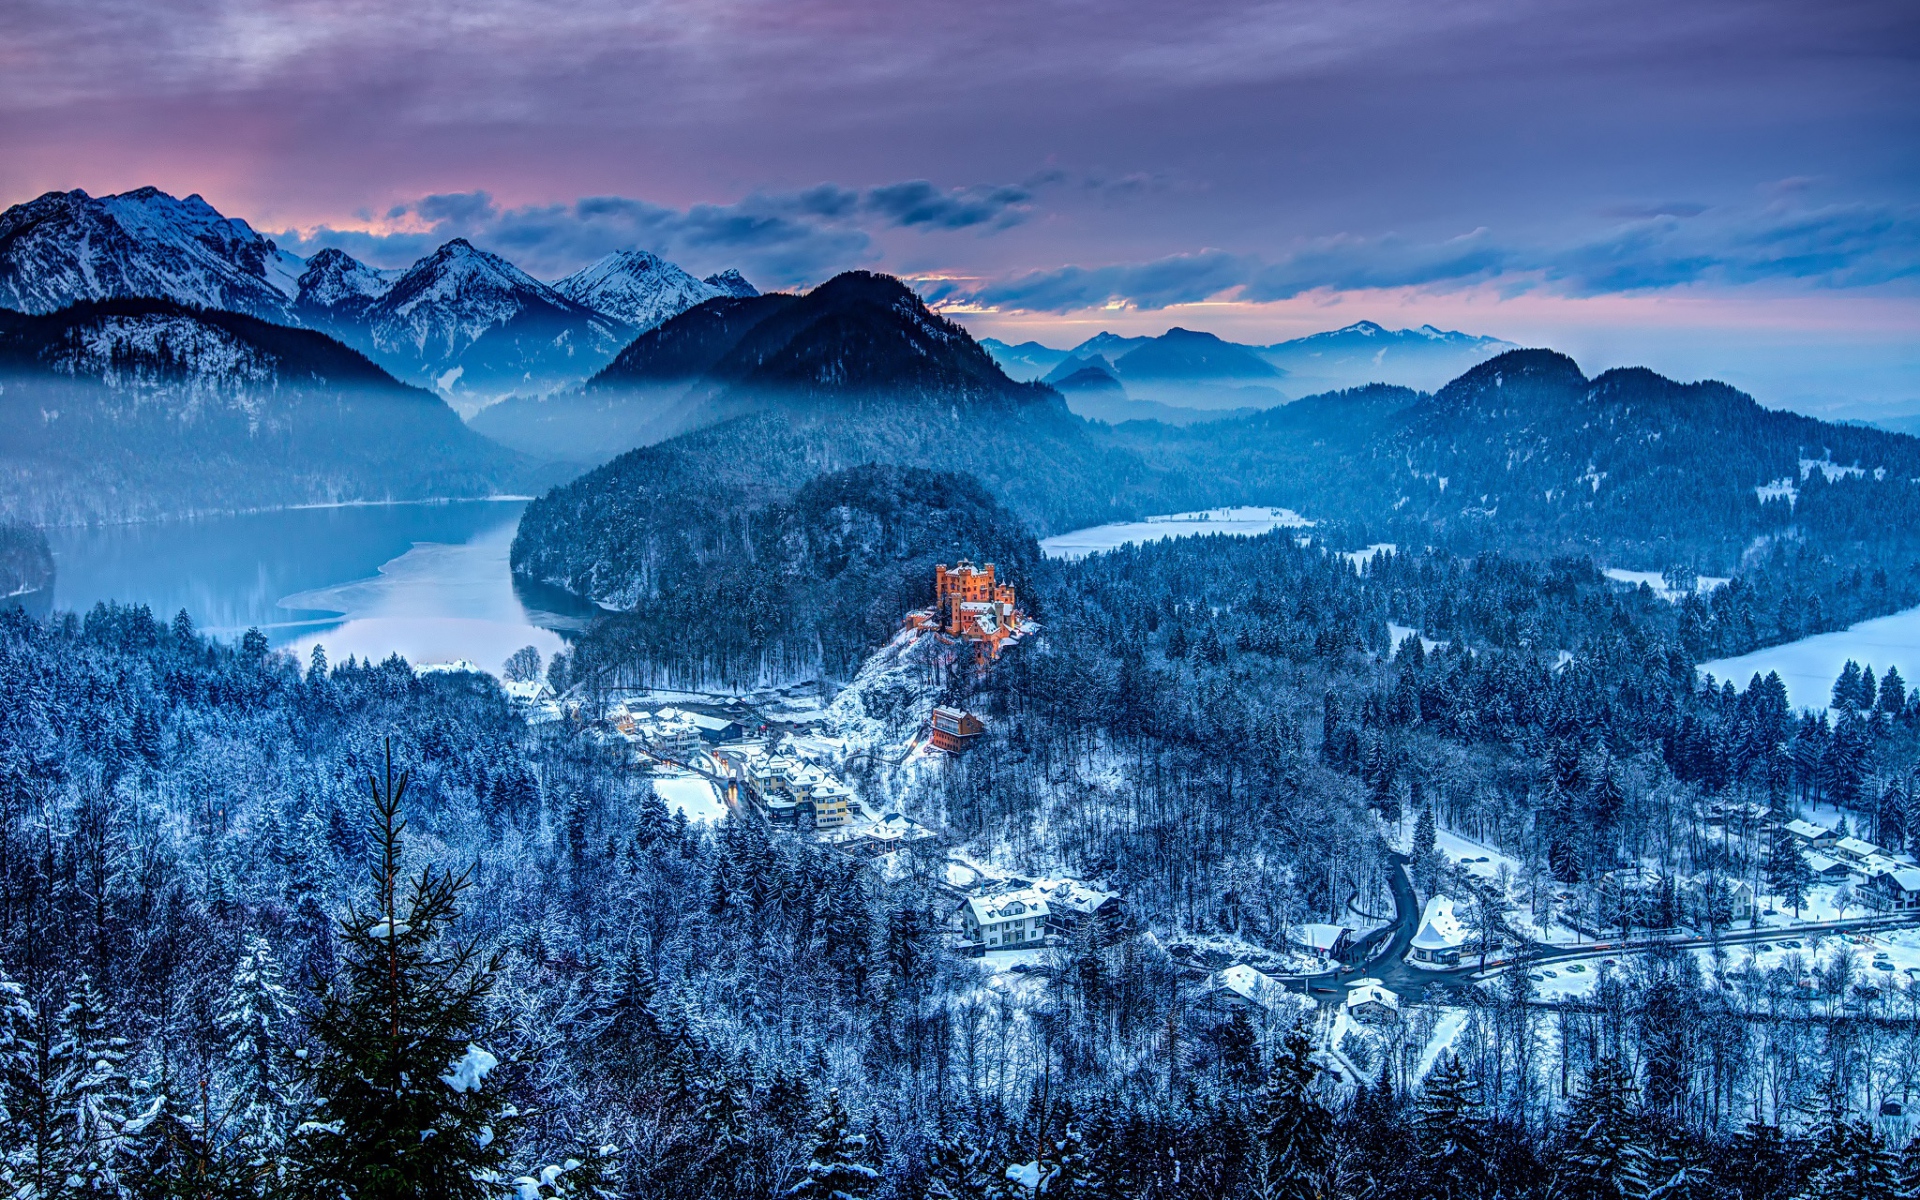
[1028,878,1123,937]
[958,878,1122,952]
[1834,836,1881,864]
[1805,852,1853,879]
[1869,868,1920,912]
[1211,964,1288,1014]
[1783,819,1837,850]
[1345,979,1400,1023]
[928,706,987,753]
[1407,896,1466,966]
[1296,923,1355,964]
[1680,874,1755,926]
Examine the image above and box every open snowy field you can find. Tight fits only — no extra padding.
[1602,568,1730,600]
[1039,506,1312,560]
[1699,603,1920,710]
[651,774,727,823]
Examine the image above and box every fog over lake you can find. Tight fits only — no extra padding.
[45,500,596,675]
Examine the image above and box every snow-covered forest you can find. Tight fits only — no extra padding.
[7,515,1920,1197]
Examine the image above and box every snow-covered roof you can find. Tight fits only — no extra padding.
[1835,836,1880,859]
[1882,868,1920,894]
[865,812,935,842]
[1411,896,1467,951]
[501,679,550,702]
[1806,852,1849,875]
[1785,819,1833,841]
[1345,981,1398,1012]
[1297,923,1352,953]
[1216,964,1284,1007]
[417,659,482,675]
[967,892,1050,925]
[1028,878,1119,915]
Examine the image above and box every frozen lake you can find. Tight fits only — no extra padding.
[1040,506,1312,560]
[1699,603,1920,711]
[45,500,599,676]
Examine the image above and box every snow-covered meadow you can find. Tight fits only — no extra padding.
[1700,603,1920,711]
[1039,506,1312,560]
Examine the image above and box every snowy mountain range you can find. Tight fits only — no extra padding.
[0,188,757,413]
[980,319,1514,420]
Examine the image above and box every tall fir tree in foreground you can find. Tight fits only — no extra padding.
[291,743,513,1199]
[1555,1058,1645,1200]
[784,1087,878,1200]
[1248,1032,1334,1200]
[1413,1054,1491,1200]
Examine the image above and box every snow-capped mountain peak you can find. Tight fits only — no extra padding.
[295,248,398,307]
[553,250,731,332]
[0,187,302,320]
[702,269,759,299]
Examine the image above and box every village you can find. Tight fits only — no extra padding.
[497,559,1920,1097]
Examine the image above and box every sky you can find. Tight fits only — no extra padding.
[2,0,1916,414]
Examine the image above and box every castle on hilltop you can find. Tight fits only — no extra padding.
[905,560,1029,659]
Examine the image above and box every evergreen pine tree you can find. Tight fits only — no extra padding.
[1767,828,1812,917]
[290,744,514,1199]
[784,1087,878,1200]
[1881,665,1907,716]
[1413,1054,1491,1200]
[1247,1032,1333,1200]
[0,968,40,1197]
[1835,660,1865,710]
[55,973,138,1195]
[219,932,303,1178]
[1802,1080,1903,1200]
[1556,1057,1643,1200]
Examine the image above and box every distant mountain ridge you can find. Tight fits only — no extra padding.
[0,298,535,523]
[980,319,1513,419]
[0,187,757,412]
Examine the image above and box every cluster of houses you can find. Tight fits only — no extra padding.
[1780,819,1920,912]
[708,741,860,829]
[957,878,1123,953]
[607,704,744,761]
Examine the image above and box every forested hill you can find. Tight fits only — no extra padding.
[472,273,1058,465]
[523,463,1040,688]
[0,298,537,524]
[468,293,803,461]
[520,339,1920,689]
[509,276,1182,643]
[1124,349,1920,572]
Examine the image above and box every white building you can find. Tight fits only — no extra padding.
[1407,895,1467,967]
[963,892,1050,950]
[1870,867,1920,912]
[960,878,1122,952]
[1344,979,1400,1023]
[1834,836,1881,864]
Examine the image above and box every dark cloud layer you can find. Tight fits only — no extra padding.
[0,0,1914,349]
[281,178,1045,281]
[948,202,1920,311]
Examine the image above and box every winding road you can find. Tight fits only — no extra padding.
[1294,855,1920,1003]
